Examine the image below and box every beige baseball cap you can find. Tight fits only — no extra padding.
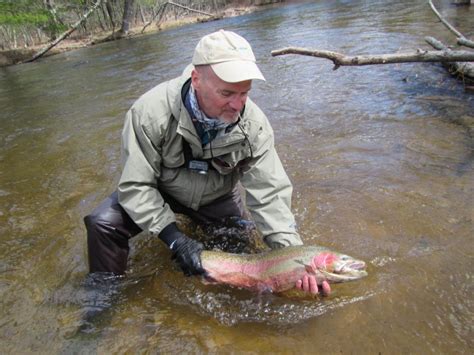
[192,29,265,83]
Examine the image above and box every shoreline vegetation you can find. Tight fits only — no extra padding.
[0,0,284,67]
[1,0,471,87]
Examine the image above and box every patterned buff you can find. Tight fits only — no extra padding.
[188,85,231,132]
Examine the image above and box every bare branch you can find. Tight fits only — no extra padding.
[425,36,474,78]
[428,0,465,39]
[141,1,213,34]
[458,37,474,49]
[271,47,474,70]
[167,1,213,17]
[141,2,169,34]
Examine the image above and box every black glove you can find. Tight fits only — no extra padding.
[159,223,205,276]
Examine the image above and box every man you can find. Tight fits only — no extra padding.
[85,30,330,296]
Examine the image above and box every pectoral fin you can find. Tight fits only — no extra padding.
[294,259,317,274]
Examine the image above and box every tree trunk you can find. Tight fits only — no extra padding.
[119,0,136,36]
[35,28,43,45]
[99,3,112,30]
[0,27,6,50]
[105,0,116,31]
[212,0,219,13]
[43,0,63,40]
[141,2,169,34]
[13,28,17,49]
[96,6,108,31]
[138,4,146,24]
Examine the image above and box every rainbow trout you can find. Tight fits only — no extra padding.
[201,245,367,293]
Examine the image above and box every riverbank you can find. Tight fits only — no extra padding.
[0,4,264,67]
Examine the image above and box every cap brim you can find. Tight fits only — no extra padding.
[211,61,265,83]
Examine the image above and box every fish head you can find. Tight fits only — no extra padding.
[306,251,368,283]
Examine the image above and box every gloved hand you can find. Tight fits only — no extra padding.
[171,233,205,276]
[159,223,205,276]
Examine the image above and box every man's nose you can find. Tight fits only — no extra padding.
[228,95,245,111]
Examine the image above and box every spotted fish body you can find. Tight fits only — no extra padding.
[201,245,368,293]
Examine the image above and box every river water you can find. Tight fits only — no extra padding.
[1,0,473,353]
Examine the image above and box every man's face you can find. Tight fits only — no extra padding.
[191,66,252,124]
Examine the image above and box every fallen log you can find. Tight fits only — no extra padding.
[425,36,474,81]
[426,0,474,84]
[24,0,103,63]
[271,47,474,69]
[270,1,474,87]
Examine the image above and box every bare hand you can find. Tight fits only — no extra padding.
[295,275,331,296]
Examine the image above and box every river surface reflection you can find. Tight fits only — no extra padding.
[0,0,473,353]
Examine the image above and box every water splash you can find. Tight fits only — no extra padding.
[183,284,377,326]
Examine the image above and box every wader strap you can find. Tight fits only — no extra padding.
[181,138,194,165]
[181,138,216,173]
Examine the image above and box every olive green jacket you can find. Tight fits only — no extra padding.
[118,69,303,248]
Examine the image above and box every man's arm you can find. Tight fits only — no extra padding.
[118,106,176,233]
[118,106,205,276]
[239,120,303,249]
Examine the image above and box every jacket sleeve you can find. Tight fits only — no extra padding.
[240,120,303,249]
[117,106,176,235]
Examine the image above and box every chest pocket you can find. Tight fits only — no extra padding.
[211,151,251,175]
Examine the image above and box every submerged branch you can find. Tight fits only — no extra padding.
[425,36,474,79]
[458,37,474,49]
[271,47,474,69]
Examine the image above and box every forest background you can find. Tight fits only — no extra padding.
[0,0,283,65]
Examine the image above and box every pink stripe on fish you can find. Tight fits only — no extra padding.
[203,251,305,278]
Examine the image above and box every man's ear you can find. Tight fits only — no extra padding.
[191,69,200,89]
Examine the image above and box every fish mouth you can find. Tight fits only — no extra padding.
[346,261,366,271]
[335,260,366,273]
[320,269,367,282]
[324,260,368,281]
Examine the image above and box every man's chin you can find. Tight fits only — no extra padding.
[219,113,240,124]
